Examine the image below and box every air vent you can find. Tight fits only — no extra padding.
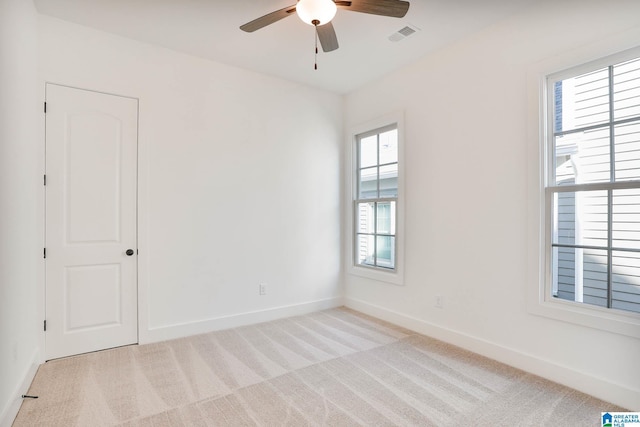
[388,24,420,42]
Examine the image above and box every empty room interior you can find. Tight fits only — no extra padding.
[1,0,640,425]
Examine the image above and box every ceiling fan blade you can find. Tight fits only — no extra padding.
[317,22,339,52]
[240,5,297,32]
[336,0,410,18]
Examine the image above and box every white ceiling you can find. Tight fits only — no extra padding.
[34,0,538,94]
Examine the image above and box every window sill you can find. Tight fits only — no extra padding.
[528,294,640,338]
[348,264,404,286]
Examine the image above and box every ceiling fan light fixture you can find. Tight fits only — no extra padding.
[296,0,337,26]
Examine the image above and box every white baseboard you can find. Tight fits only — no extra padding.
[141,297,344,344]
[0,349,40,427]
[345,297,639,410]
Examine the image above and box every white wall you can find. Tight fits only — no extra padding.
[0,0,41,425]
[344,0,640,410]
[38,16,344,343]
[5,1,636,422]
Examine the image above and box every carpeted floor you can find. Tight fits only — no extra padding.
[14,307,623,426]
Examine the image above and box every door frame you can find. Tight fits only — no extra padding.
[41,82,143,360]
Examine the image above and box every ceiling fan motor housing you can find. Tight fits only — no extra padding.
[296,0,337,25]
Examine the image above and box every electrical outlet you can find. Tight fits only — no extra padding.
[435,295,444,309]
[259,283,267,295]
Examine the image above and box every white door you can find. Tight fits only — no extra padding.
[45,84,138,360]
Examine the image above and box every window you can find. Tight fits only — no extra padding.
[354,124,399,271]
[546,53,640,316]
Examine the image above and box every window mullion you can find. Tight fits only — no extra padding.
[552,115,640,138]
[607,65,615,310]
[376,134,381,198]
[373,201,378,267]
[375,134,379,268]
[393,200,398,268]
[609,65,616,183]
[353,200,359,267]
[550,80,559,187]
[607,190,613,308]
[547,180,640,193]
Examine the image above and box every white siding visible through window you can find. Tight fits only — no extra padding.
[549,55,640,314]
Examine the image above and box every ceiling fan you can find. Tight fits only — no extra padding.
[240,0,410,54]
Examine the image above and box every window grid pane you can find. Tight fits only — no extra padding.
[614,122,640,181]
[379,129,398,164]
[614,58,640,121]
[612,188,640,250]
[358,167,378,199]
[553,127,611,186]
[556,67,610,133]
[376,236,395,269]
[612,251,640,313]
[359,135,377,168]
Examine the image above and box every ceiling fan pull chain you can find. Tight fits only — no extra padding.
[313,19,319,70]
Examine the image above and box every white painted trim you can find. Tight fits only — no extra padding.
[0,349,40,427]
[345,297,640,410]
[42,82,141,360]
[136,95,150,348]
[37,82,47,373]
[141,297,344,344]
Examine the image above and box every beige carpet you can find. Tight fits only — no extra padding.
[14,307,623,426]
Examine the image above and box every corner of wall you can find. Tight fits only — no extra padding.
[0,0,43,425]
[0,349,40,427]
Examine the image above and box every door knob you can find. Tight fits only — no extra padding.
[126,249,135,256]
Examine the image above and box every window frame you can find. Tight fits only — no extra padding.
[347,112,404,285]
[527,44,640,337]
[355,124,398,271]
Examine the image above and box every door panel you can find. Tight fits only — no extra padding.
[65,264,121,331]
[65,111,122,243]
[45,84,138,360]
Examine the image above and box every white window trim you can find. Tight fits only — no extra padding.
[526,40,640,338]
[346,111,405,285]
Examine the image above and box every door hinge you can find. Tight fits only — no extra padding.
[43,248,46,259]
[44,102,47,113]
[44,174,46,186]
[43,320,47,332]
